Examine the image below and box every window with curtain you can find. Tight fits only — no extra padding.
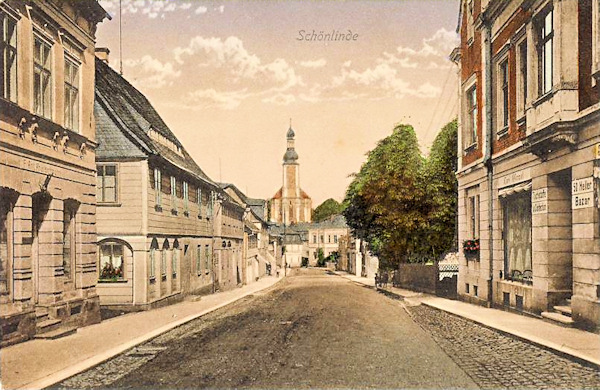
[99,243,124,281]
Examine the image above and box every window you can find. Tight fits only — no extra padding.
[204,245,211,273]
[154,168,162,206]
[313,234,317,244]
[517,40,528,118]
[466,85,477,146]
[170,176,177,210]
[99,243,124,281]
[207,191,214,217]
[97,165,117,203]
[1,13,17,102]
[161,249,167,279]
[34,36,52,119]
[196,245,202,275]
[328,235,331,243]
[62,202,76,280]
[499,59,509,131]
[320,235,324,244]
[0,195,14,295]
[503,193,532,283]
[183,181,189,213]
[197,187,202,216]
[172,249,178,278]
[538,8,553,95]
[468,195,480,239]
[334,235,338,244]
[473,285,478,297]
[64,58,79,131]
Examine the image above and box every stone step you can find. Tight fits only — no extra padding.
[541,311,575,327]
[36,318,61,332]
[34,326,76,340]
[553,305,572,317]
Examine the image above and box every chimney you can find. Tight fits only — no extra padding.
[95,47,110,64]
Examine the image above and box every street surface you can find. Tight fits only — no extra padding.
[56,268,599,389]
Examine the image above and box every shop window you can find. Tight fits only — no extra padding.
[97,165,117,203]
[64,58,79,132]
[503,193,533,283]
[33,36,52,119]
[99,243,124,281]
[1,13,18,102]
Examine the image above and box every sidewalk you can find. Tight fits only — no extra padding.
[0,276,282,390]
[335,271,600,368]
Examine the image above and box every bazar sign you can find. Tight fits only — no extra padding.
[497,168,531,189]
[572,177,594,209]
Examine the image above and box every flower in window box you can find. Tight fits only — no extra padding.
[463,239,480,256]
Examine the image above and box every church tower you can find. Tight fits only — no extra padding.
[269,124,312,225]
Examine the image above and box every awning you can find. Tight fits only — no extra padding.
[498,181,532,198]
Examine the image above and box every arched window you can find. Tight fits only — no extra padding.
[99,241,124,281]
[172,239,179,278]
[161,239,169,280]
[149,238,159,281]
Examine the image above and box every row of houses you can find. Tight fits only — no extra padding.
[0,0,276,346]
[453,0,600,329]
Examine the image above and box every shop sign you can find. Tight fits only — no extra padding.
[497,168,531,189]
[531,188,548,214]
[594,143,600,160]
[572,177,594,209]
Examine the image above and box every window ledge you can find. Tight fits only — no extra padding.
[497,127,509,139]
[98,202,121,207]
[161,275,167,281]
[154,205,163,212]
[464,142,478,153]
[149,277,156,284]
[516,115,526,127]
[98,279,127,284]
[532,89,555,107]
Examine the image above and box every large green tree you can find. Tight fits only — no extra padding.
[313,198,345,222]
[343,120,458,268]
[422,120,458,257]
[343,124,427,268]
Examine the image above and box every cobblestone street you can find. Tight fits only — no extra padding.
[54,270,599,389]
[408,305,600,389]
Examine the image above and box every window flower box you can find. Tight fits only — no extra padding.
[463,239,480,260]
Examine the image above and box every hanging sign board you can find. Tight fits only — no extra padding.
[572,177,594,209]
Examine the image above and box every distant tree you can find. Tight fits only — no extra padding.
[313,198,345,222]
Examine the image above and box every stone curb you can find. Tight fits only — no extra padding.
[420,301,600,370]
[334,272,600,370]
[17,277,284,390]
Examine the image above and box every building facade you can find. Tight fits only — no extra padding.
[269,126,312,225]
[455,0,600,329]
[0,0,107,345]
[306,215,350,266]
[94,57,243,311]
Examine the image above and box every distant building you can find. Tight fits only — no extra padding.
[0,0,108,345]
[454,0,599,329]
[269,126,312,225]
[306,215,350,266]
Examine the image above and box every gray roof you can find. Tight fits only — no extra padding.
[94,58,214,186]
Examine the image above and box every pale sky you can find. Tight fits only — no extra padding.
[96,0,460,206]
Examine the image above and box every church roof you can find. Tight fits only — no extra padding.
[300,189,311,199]
[271,187,283,199]
[287,127,295,139]
[283,148,298,163]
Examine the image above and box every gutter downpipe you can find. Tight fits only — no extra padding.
[483,17,494,307]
